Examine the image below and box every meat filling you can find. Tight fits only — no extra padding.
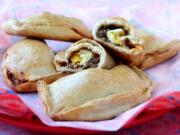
[6,70,28,86]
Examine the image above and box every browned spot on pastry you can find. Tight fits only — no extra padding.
[124,38,136,49]
[6,70,28,86]
[138,49,169,69]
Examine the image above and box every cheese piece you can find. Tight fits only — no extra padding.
[71,49,94,65]
[71,53,82,64]
[107,29,125,45]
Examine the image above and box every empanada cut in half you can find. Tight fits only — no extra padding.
[37,65,153,121]
[3,12,92,41]
[2,38,65,92]
[93,18,180,69]
[54,39,115,73]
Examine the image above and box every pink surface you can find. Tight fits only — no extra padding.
[0,0,179,132]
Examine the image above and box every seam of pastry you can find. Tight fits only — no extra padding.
[130,65,151,82]
[37,80,53,115]
[71,28,86,38]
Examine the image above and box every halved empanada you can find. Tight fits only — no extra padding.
[92,18,180,69]
[37,65,153,121]
[54,39,115,73]
[3,12,92,41]
[2,38,65,92]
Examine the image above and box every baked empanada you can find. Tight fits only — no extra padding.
[54,39,115,73]
[2,38,65,92]
[37,65,152,121]
[3,12,92,41]
[92,18,180,69]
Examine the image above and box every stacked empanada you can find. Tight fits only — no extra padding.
[2,12,180,121]
[3,12,92,41]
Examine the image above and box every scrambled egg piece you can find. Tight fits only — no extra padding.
[107,28,125,45]
[71,49,94,65]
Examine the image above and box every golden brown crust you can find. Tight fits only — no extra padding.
[3,12,92,41]
[53,39,115,73]
[37,65,152,121]
[93,18,180,69]
[52,87,151,121]
[139,40,180,69]
[2,38,65,92]
[7,72,66,93]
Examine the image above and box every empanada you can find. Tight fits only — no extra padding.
[2,38,65,92]
[54,39,115,73]
[3,12,92,41]
[92,18,180,69]
[37,65,152,121]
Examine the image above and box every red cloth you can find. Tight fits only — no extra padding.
[0,108,179,135]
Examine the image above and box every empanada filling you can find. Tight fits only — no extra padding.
[6,70,28,86]
[97,25,128,40]
[68,49,100,69]
[97,25,143,51]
